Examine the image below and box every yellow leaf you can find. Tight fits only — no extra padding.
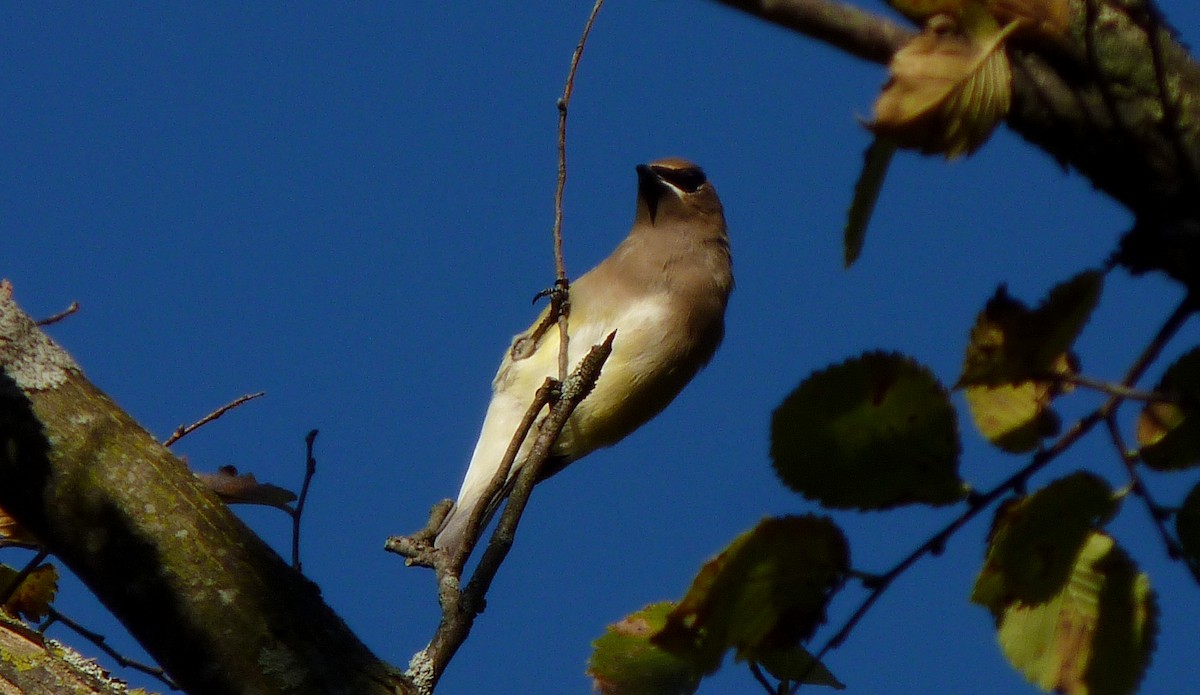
[1136,348,1200,470]
[972,473,1118,611]
[964,377,1062,453]
[959,272,1102,387]
[0,563,58,621]
[958,272,1101,452]
[870,11,1018,158]
[991,533,1155,695]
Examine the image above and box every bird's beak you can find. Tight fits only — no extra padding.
[636,164,669,224]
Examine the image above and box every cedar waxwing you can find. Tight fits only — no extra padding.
[435,158,733,553]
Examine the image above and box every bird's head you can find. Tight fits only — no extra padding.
[636,158,723,225]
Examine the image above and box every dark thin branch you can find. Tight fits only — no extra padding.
[792,292,1198,693]
[34,301,79,327]
[1056,373,1166,402]
[1104,412,1200,583]
[749,660,780,694]
[796,409,1108,694]
[290,430,319,571]
[162,391,266,447]
[41,607,179,690]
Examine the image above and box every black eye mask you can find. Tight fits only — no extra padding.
[653,165,707,193]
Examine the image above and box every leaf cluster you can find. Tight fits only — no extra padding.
[591,267,1199,694]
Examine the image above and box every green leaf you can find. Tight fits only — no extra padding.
[991,533,1156,695]
[652,516,849,674]
[843,139,896,268]
[771,352,964,509]
[972,472,1118,611]
[588,602,703,695]
[1175,482,1200,573]
[754,644,845,690]
[959,271,1103,387]
[1137,347,1200,470]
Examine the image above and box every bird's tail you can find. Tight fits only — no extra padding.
[434,390,532,553]
[434,482,508,554]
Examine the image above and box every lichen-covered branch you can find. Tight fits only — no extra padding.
[0,611,133,695]
[0,282,408,695]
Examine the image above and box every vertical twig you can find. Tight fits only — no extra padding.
[405,6,610,692]
[291,430,319,571]
[551,0,607,381]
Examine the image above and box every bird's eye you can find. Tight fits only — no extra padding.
[654,166,707,193]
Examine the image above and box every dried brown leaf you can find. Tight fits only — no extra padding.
[0,506,36,545]
[198,465,297,510]
[870,11,1017,158]
[0,564,58,621]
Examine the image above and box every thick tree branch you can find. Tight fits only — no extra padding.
[713,0,911,64]
[0,282,408,695]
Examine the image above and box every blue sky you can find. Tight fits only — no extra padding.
[4,2,1199,693]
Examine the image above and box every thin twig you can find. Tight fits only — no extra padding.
[40,606,179,690]
[1056,373,1166,402]
[792,292,1198,692]
[1104,413,1200,583]
[749,660,780,694]
[34,301,79,327]
[163,392,266,447]
[550,0,605,381]
[0,549,49,605]
[290,430,319,571]
[403,6,610,690]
